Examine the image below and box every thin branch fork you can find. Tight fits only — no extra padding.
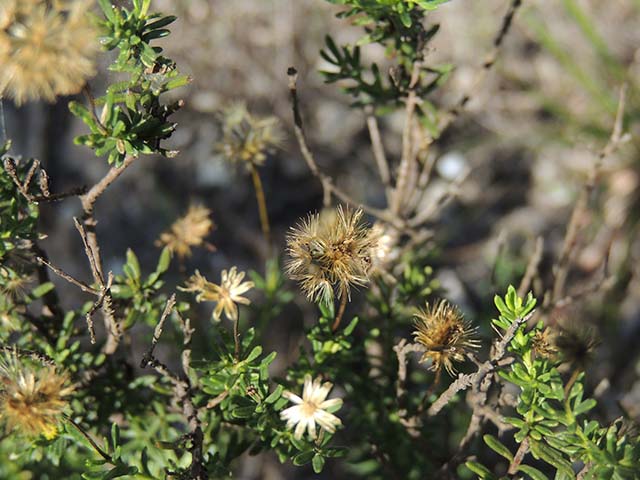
[140,297,207,480]
[427,311,534,417]
[287,67,405,230]
[548,85,629,305]
[75,154,138,355]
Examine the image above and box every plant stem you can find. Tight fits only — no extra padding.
[64,415,113,464]
[332,288,348,332]
[234,313,241,360]
[564,368,581,399]
[249,163,271,247]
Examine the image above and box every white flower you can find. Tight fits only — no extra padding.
[280,374,343,440]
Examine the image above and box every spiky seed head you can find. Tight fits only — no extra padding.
[156,205,214,259]
[285,206,378,305]
[0,0,98,104]
[0,352,74,439]
[413,300,480,376]
[216,103,282,169]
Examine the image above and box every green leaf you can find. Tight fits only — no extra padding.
[483,434,514,462]
[293,450,314,466]
[465,461,497,479]
[312,454,325,473]
[518,465,549,480]
[31,282,55,298]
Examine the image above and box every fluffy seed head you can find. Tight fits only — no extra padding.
[0,352,74,439]
[285,206,378,305]
[0,0,99,104]
[216,103,282,169]
[156,205,214,259]
[413,300,480,376]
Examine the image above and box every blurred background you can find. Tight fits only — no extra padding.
[4,0,640,477]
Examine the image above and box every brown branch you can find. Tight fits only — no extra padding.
[365,107,391,194]
[428,312,533,417]
[518,236,544,298]
[508,436,529,474]
[0,345,56,366]
[286,67,404,229]
[390,61,421,216]
[35,256,99,295]
[549,85,628,305]
[393,339,426,400]
[439,0,523,134]
[140,300,206,479]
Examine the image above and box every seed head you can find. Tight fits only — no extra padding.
[0,0,99,104]
[285,206,377,305]
[413,300,480,376]
[156,205,214,259]
[216,103,282,169]
[531,327,558,359]
[181,267,254,322]
[0,352,74,439]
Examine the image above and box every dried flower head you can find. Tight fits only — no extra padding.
[216,103,282,169]
[0,352,74,439]
[181,267,254,322]
[532,327,558,359]
[285,206,377,305]
[280,374,343,440]
[0,0,99,104]
[156,205,214,259]
[413,300,480,376]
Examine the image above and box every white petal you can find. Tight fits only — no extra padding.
[310,382,332,404]
[319,398,342,410]
[282,391,303,404]
[280,405,302,421]
[302,374,313,400]
[306,417,317,440]
[294,418,307,440]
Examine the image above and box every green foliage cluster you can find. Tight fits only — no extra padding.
[467,287,640,480]
[70,0,189,166]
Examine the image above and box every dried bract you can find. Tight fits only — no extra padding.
[413,300,479,376]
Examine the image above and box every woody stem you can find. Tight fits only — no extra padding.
[331,288,348,332]
[249,163,271,246]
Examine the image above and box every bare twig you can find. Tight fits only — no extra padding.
[428,312,533,417]
[518,236,544,298]
[287,67,404,229]
[439,0,523,134]
[391,61,422,216]
[393,339,426,400]
[365,107,391,195]
[0,345,56,366]
[549,85,628,304]
[36,256,98,295]
[140,302,206,479]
